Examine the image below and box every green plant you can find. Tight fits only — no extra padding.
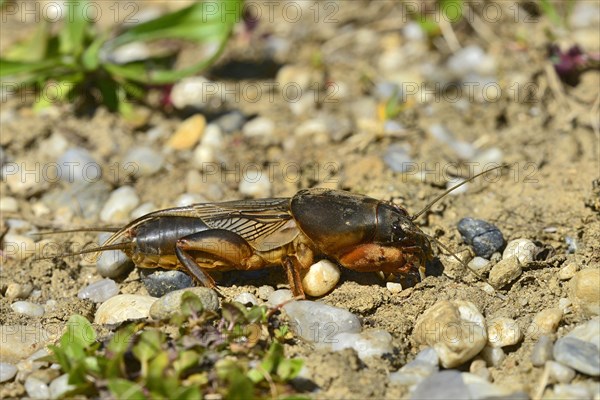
[0,0,243,114]
[47,293,306,399]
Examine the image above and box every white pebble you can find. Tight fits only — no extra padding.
[24,376,50,399]
[78,279,119,303]
[528,308,563,338]
[559,298,572,314]
[558,262,578,280]
[96,249,133,278]
[283,300,361,343]
[415,347,440,366]
[486,317,522,348]
[447,46,496,77]
[468,257,492,274]
[386,282,403,294]
[57,148,100,183]
[239,173,272,198]
[49,373,76,399]
[267,289,293,306]
[2,233,36,261]
[480,345,506,367]
[94,294,157,326]
[0,362,17,383]
[256,285,274,300]
[0,196,19,212]
[123,147,163,176]
[327,330,393,360]
[11,301,45,317]
[193,145,216,166]
[302,260,341,297]
[100,186,140,223]
[547,361,576,383]
[201,124,224,149]
[234,292,259,306]
[414,300,487,368]
[110,42,150,64]
[130,202,156,220]
[170,76,216,109]
[242,117,276,144]
[5,282,33,300]
[502,238,537,264]
[175,193,208,207]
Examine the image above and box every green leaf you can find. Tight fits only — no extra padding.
[261,341,284,374]
[539,0,562,26]
[180,291,205,317]
[133,329,164,378]
[226,368,255,400]
[440,0,463,23]
[65,315,97,348]
[173,386,202,400]
[0,58,61,78]
[82,34,108,71]
[107,378,147,400]
[59,0,90,55]
[276,358,304,381]
[173,350,199,377]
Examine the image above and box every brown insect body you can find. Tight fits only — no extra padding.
[45,166,505,297]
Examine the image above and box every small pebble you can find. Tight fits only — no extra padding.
[457,218,504,259]
[569,268,600,316]
[238,173,272,198]
[326,330,393,360]
[167,114,206,150]
[468,257,492,275]
[283,300,361,343]
[123,147,164,177]
[56,148,100,183]
[565,236,578,253]
[447,45,496,78]
[256,285,274,300]
[234,292,259,306]
[242,117,276,144]
[5,282,33,300]
[415,347,440,366]
[0,325,51,363]
[389,359,438,387]
[141,270,194,297]
[267,289,294,306]
[552,383,595,399]
[558,262,579,280]
[193,145,216,166]
[49,373,76,399]
[11,301,45,317]
[410,370,467,399]
[462,372,515,399]
[175,193,208,207]
[558,298,572,314]
[565,317,599,344]
[547,360,576,383]
[386,282,403,294]
[502,238,537,264]
[149,287,220,320]
[0,196,19,212]
[469,359,491,381]
[0,362,17,383]
[130,202,156,220]
[480,345,506,367]
[96,249,134,278]
[488,256,522,289]
[170,76,214,109]
[77,279,119,303]
[100,186,140,223]
[2,233,36,261]
[95,294,157,326]
[553,336,600,376]
[528,308,563,338]
[201,124,224,149]
[215,110,246,133]
[414,300,487,368]
[301,259,341,297]
[486,317,522,348]
[531,335,554,367]
[24,376,50,399]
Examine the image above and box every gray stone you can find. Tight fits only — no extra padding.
[531,335,554,367]
[553,336,600,376]
[233,292,259,306]
[457,218,504,259]
[77,278,119,303]
[141,270,194,297]
[410,370,467,399]
[0,362,17,383]
[283,300,361,343]
[24,376,50,399]
[149,287,220,320]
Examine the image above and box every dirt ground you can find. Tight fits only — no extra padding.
[1,1,599,399]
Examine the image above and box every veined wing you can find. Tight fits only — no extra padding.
[148,198,298,251]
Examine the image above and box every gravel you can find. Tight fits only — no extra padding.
[77,278,119,303]
[457,218,504,259]
[11,301,45,317]
[553,336,600,376]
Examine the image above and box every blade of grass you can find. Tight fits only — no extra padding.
[59,0,91,55]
